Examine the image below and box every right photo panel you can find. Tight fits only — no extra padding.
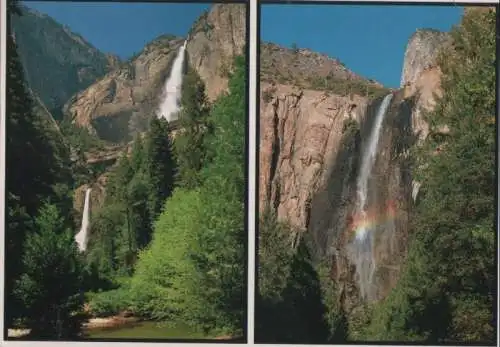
[256,3,497,345]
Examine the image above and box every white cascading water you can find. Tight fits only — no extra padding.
[347,93,393,301]
[157,41,187,121]
[75,188,91,252]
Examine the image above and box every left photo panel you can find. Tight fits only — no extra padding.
[3,0,248,342]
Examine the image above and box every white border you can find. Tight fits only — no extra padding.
[248,0,257,344]
[0,0,498,346]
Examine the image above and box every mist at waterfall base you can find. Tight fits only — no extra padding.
[157,41,187,122]
[345,93,395,302]
[75,188,92,252]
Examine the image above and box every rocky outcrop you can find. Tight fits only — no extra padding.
[401,29,450,142]
[64,36,184,143]
[261,43,383,90]
[259,83,370,230]
[12,5,111,112]
[400,29,450,88]
[64,4,245,144]
[186,4,246,101]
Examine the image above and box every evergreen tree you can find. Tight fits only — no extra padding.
[129,56,247,336]
[173,68,211,188]
[14,203,85,339]
[364,8,496,343]
[256,210,331,343]
[5,0,74,327]
[144,117,176,220]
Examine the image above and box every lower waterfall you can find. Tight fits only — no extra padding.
[75,188,91,252]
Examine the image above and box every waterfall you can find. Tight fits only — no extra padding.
[158,40,187,122]
[75,188,91,252]
[347,93,393,301]
[412,180,421,202]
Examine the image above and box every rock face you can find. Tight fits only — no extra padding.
[307,91,415,313]
[74,176,106,226]
[187,4,246,101]
[64,36,184,143]
[400,29,450,88]
[400,29,450,142]
[261,43,383,90]
[12,5,112,113]
[259,83,369,230]
[259,28,448,314]
[64,4,246,144]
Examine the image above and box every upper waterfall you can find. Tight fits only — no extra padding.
[75,188,92,252]
[158,40,187,122]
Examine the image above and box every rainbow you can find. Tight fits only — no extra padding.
[346,200,397,242]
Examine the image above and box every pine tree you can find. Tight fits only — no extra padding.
[129,56,247,336]
[144,117,176,220]
[173,68,211,188]
[5,0,74,327]
[14,203,85,339]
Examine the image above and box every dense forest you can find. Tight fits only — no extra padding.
[5,0,246,340]
[257,7,496,344]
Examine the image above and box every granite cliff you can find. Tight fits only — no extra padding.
[258,29,449,318]
[65,4,245,145]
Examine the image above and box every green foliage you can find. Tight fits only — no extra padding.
[128,56,247,336]
[256,210,331,343]
[84,104,176,285]
[173,68,211,189]
[87,285,133,317]
[316,261,349,342]
[60,119,107,152]
[308,73,388,98]
[363,8,496,344]
[144,118,176,220]
[14,203,85,339]
[5,7,76,329]
[342,117,359,136]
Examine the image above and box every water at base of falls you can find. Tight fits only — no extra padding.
[158,41,187,122]
[347,93,394,301]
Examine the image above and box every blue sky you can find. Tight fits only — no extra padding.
[23,2,463,88]
[261,4,463,88]
[25,2,210,60]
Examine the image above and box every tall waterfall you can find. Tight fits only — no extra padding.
[75,188,91,252]
[158,40,187,122]
[347,93,393,301]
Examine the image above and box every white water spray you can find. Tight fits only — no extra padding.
[158,41,187,121]
[347,93,393,301]
[75,188,91,252]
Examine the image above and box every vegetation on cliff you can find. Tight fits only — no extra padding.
[260,42,388,99]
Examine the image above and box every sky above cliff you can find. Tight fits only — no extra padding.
[261,4,463,88]
[25,1,210,60]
